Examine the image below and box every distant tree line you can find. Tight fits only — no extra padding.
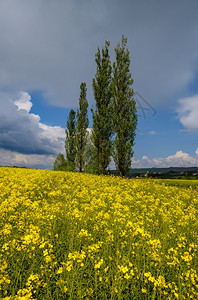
[53,35,137,177]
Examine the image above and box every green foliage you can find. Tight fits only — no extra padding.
[65,109,76,171]
[92,41,113,174]
[112,35,137,177]
[54,35,137,176]
[53,153,66,171]
[76,82,89,172]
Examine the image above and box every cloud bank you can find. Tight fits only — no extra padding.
[133,149,198,168]
[0,149,56,169]
[0,0,198,107]
[0,91,65,168]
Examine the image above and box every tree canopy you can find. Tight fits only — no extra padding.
[54,36,137,176]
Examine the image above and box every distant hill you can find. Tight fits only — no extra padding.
[129,167,198,174]
[111,167,198,178]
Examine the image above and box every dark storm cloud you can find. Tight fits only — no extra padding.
[0,93,65,155]
[0,0,198,108]
[1,0,198,166]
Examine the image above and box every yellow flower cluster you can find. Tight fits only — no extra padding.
[0,167,198,299]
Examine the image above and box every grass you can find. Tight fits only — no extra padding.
[154,179,198,189]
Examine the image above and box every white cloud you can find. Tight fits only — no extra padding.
[142,155,148,160]
[165,150,198,167]
[132,149,198,168]
[39,123,65,144]
[14,91,32,112]
[177,94,198,131]
[149,130,158,135]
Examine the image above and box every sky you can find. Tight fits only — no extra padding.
[1,0,198,169]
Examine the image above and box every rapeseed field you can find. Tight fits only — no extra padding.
[0,167,197,299]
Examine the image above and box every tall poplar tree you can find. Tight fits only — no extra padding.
[112,35,137,177]
[76,82,89,172]
[92,41,113,174]
[65,109,76,171]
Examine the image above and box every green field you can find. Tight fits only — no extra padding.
[155,179,198,189]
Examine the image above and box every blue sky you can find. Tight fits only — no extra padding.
[1,0,198,169]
